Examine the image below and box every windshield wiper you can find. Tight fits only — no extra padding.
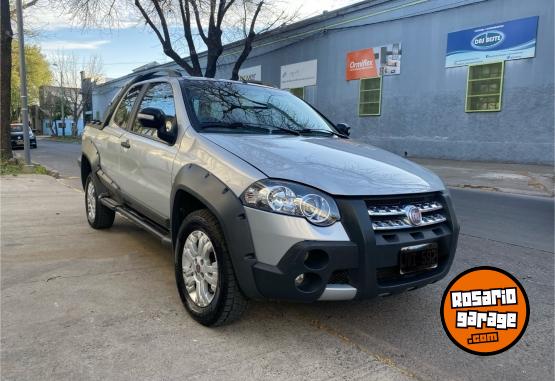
[198,122,269,133]
[198,122,244,129]
[199,122,301,136]
[299,129,347,138]
[269,126,301,136]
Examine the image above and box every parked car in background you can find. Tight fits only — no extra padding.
[10,123,37,149]
[80,70,459,326]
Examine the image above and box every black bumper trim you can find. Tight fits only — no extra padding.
[253,241,358,302]
[249,191,459,302]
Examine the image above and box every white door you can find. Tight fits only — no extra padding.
[119,82,178,219]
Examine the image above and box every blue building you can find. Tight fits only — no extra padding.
[91,0,554,164]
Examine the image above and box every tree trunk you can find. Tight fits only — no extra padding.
[0,0,13,160]
[204,32,223,78]
[72,110,78,136]
[231,32,256,80]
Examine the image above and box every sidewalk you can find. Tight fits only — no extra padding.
[1,175,413,381]
[411,158,554,198]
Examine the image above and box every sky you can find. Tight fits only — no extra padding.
[23,0,361,80]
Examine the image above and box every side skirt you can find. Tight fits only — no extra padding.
[99,196,172,247]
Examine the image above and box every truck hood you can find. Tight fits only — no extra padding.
[203,134,446,196]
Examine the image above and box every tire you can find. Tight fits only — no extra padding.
[85,173,115,229]
[175,209,247,326]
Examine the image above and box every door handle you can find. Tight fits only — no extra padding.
[121,140,131,149]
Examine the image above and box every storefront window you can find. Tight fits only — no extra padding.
[359,77,381,116]
[466,62,504,112]
[290,87,305,99]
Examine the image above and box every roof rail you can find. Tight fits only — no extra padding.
[99,69,182,128]
[241,79,276,88]
[134,68,183,82]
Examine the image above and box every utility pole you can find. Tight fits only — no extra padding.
[15,0,31,165]
[53,63,65,136]
[60,70,64,136]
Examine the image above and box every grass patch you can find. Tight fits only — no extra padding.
[0,160,22,175]
[0,159,48,176]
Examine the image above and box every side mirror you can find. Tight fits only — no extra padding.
[137,107,164,129]
[335,123,351,136]
[158,118,178,145]
[137,107,177,145]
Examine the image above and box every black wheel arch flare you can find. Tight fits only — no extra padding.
[171,163,263,299]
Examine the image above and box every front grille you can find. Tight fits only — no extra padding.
[367,194,447,232]
[368,201,443,216]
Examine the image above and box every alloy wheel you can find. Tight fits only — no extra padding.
[86,180,96,222]
[182,230,219,307]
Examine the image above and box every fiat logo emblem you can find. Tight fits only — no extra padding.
[404,205,422,226]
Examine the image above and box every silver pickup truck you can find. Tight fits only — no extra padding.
[80,70,459,326]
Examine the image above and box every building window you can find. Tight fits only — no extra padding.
[466,62,504,112]
[290,87,304,99]
[359,77,381,116]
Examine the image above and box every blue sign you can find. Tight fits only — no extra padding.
[446,16,538,68]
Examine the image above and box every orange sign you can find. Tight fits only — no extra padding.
[346,48,377,80]
[441,267,529,356]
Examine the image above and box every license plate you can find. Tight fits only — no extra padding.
[399,243,438,275]
[17,140,23,145]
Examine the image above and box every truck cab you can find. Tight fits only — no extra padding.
[81,70,459,326]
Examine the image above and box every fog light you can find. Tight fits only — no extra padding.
[294,274,305,287]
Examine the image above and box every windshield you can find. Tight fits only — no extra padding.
[10,124,23,132]
[182,81,336,135]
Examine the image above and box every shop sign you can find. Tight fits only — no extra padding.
[346,48,377,80]
[445,16,539,68]
[346,43,402,80]
[238,65,261,81]
[280,59,317,89]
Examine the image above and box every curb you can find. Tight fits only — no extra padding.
[13,158,61,179]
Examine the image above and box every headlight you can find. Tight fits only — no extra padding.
[241,179,340,226]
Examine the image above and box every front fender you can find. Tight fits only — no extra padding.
[171,164,262,299]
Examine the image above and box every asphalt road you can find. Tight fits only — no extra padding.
[17,139,82,178]
[7,139,554,380]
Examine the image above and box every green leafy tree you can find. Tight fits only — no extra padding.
[11,44,53,120]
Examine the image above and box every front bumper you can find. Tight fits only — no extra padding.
[249,191,459,302]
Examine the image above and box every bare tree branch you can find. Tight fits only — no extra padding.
[216,0,235,28]
[178,0,202,75]
[23,0,40,9]
[134,0,196,75]
[231,0,262,80]
[57,0,299,80]
[51,52,104,136]
[190,0,209,44]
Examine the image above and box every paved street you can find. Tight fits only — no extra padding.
[14,138,82,189]
[3,141,554,380]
